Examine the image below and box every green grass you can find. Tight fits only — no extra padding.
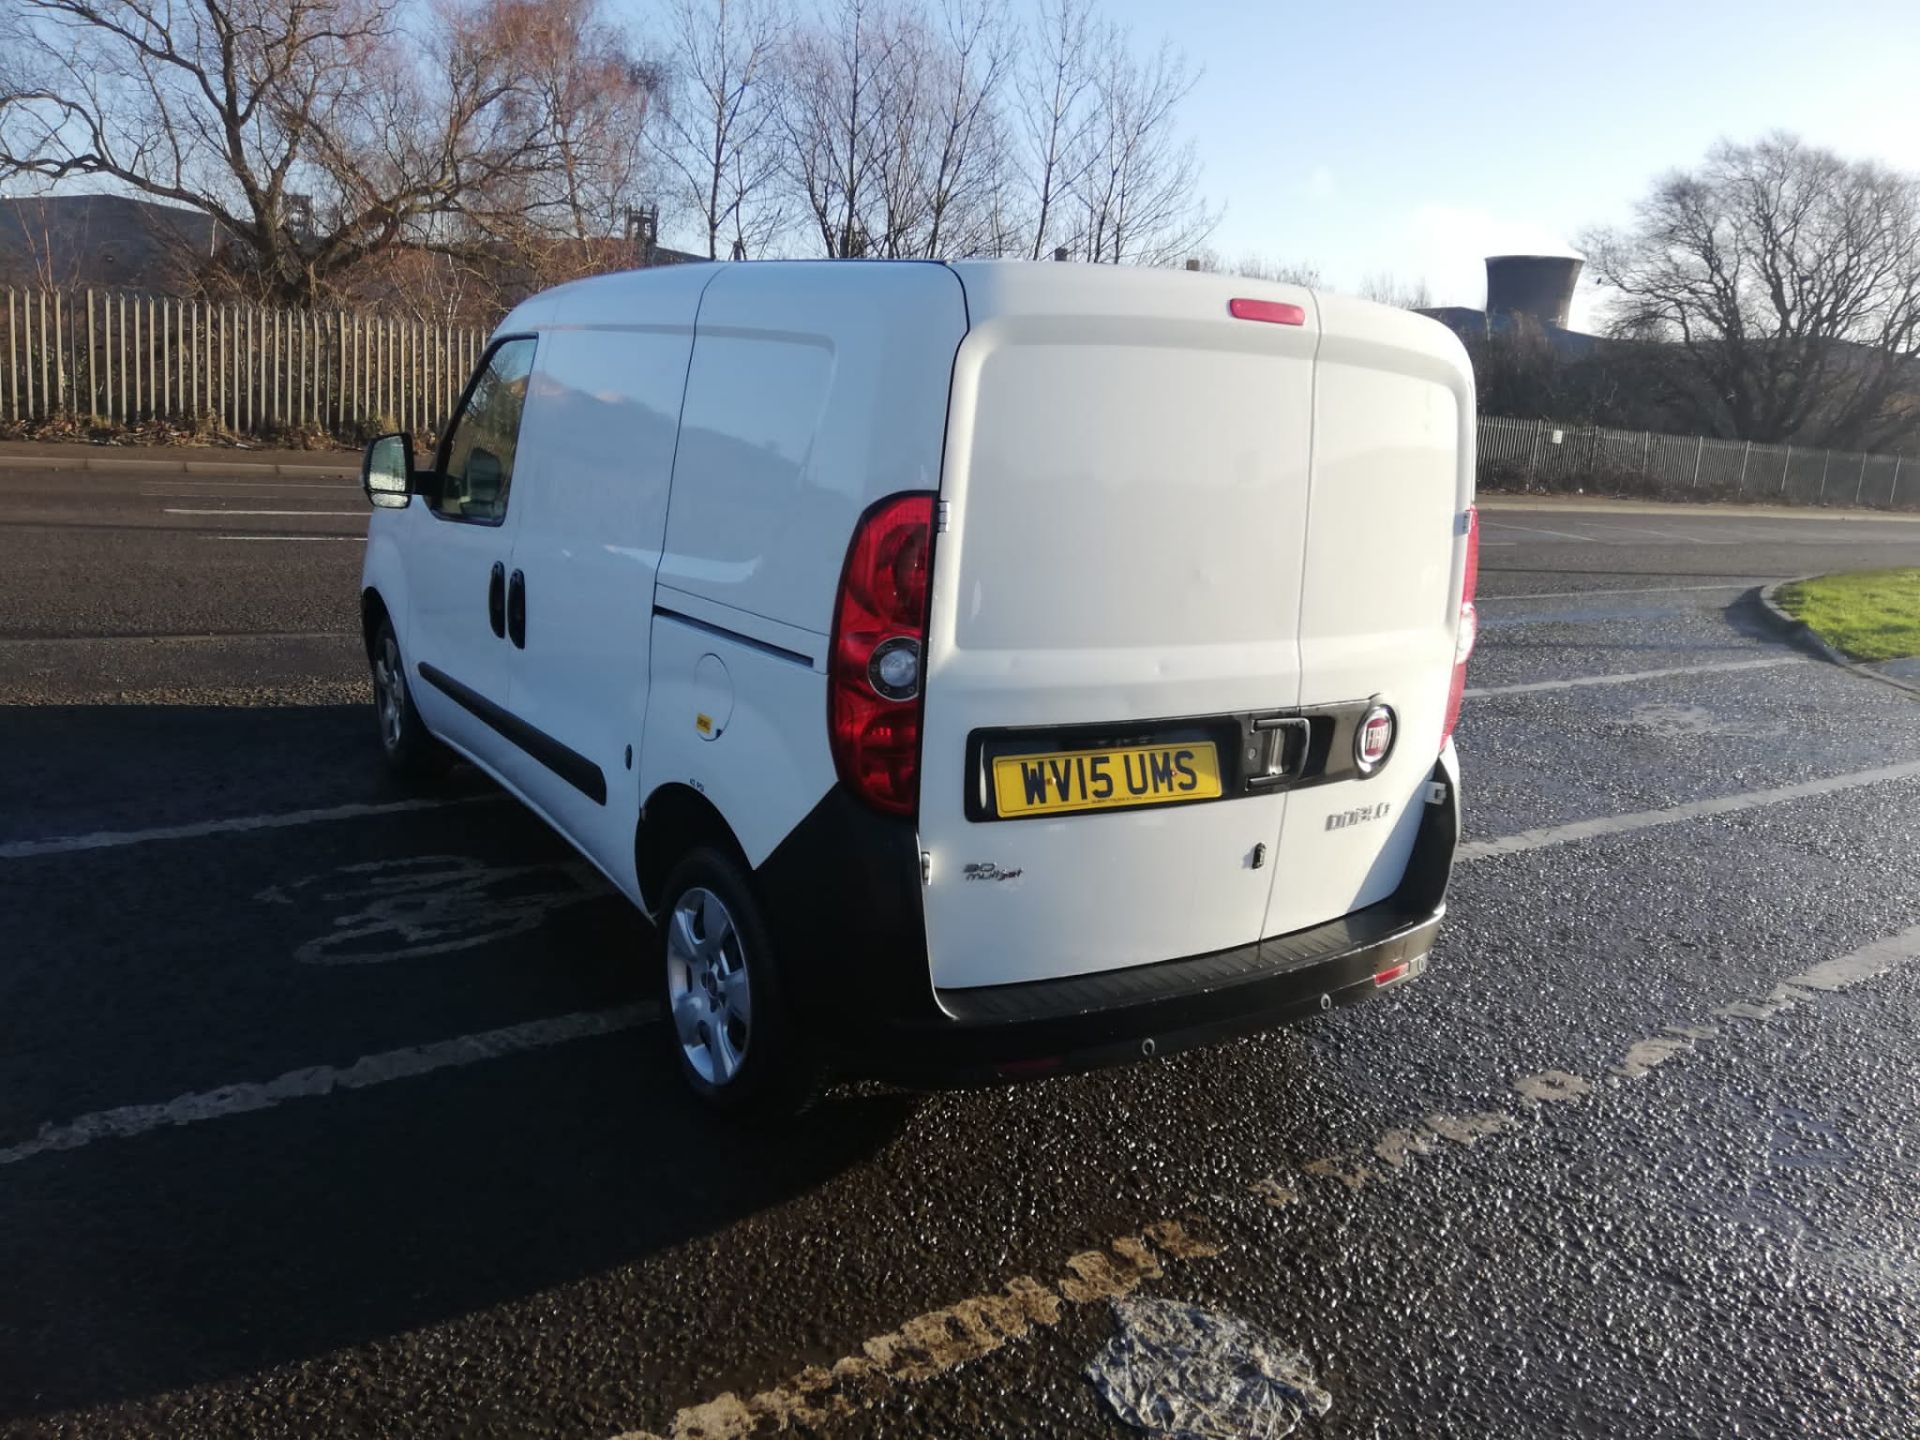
[1775,569,1920,663]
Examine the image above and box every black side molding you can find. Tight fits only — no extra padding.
[417,662,607,805]
[653,606,814,669]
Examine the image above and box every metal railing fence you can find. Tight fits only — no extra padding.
[2,286,489,441]
[1478,414,1913,511]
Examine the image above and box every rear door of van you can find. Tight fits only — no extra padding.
[917,265,1318,990]
[1262,293,1473,940]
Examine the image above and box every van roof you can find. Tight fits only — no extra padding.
[497,258,1462,363]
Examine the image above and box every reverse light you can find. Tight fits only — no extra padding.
[1440,506,1480,750]
[1229,297,1307,326]
[831,493,935,815]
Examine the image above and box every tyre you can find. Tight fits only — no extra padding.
[369,617,448,781]
[660,846,818,1117]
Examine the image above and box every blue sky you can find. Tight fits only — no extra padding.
[1124,0,1920,328]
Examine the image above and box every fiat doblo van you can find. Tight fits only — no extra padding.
[358,260,1476,1112]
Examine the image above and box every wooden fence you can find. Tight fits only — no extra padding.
[1,287,489,441]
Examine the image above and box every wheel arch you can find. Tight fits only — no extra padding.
[360,586,392,660]
[635,782,749,915]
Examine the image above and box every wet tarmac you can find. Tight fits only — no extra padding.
[2,471,1917,1439]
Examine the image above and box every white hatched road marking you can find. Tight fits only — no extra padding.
[1455,760,1920,862]
[1465,656,1803,697]
[0,796,491,861]
[0,1005,655,1166]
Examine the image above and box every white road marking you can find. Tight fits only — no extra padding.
[142,484,353,495]
[1479,582,1774,601]
[164,507,363,516]
[0,796,492,862]
[1569,522,1737,545]
[208,533,366,541]
[1483,521,1609,543]
[262,855,606,964]
[1456,760,1920,862]
[1465,656,1802,697]
[0,1005,654,1167]
[0,629,352,646]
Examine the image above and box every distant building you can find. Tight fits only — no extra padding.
[0,192,702,311]
[1420,255,1597,359]
[0,193,221,291]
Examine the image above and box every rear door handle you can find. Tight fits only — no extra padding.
[507,569,526,649]
[487,562,506,639]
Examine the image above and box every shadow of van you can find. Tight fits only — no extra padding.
[0,698,917,1420]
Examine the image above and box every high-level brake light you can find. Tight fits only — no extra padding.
[1229,298,1306,327]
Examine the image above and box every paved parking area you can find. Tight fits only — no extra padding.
[3,476,1919,1439]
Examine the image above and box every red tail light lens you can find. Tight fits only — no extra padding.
[1441,506,1479,749]
[831,493,935,815]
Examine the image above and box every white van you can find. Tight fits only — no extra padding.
[359,260,1476,1113]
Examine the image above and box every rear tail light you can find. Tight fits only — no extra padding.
[1440,507,1479,749]
[831,493,935,815]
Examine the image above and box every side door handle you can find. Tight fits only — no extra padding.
[507,569,526,649]
[487,562,506,639]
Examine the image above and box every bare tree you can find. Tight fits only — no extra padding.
[1359,271,1432,309]
[1583,133,1920,449]
[1014,0,1090,259]
[778,0,899,256]
[472,0,663,286]
[1065,27,1213,266]
[657,0,787,259]
[0,0,657,306]
[906,0,1012,258]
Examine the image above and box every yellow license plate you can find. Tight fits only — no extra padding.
[991,741,1223,818]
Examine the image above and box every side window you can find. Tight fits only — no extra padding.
[429,337,537,523]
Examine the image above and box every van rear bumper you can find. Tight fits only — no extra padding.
[876,902,1444,1084]
[755,754,1459,1085]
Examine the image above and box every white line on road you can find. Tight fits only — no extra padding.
[208,533,367,542]
[1479,582,1774,601]
[1483,521,1608,543]
[0,795,492,862]
[142,484,352,495]
[1466,656,1803,697]
[0,1004,655,1166]
[164,507,363,517]
[1583,523,1742,545]
[1457,759,1920,862]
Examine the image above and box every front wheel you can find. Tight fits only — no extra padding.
[370,618,447,781]
[660,847,818,1117]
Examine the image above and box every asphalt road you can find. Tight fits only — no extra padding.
[3,463,1919,1439]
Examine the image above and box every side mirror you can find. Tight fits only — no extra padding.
[362,432,415,509]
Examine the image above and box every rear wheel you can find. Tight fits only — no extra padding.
[660,847,817,1117]
[370,618,447,781]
